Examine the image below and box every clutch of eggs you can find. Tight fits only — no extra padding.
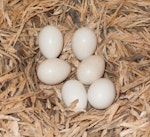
[37,25,116,110]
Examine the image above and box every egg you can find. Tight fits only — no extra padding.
[77,55,105,85]
[87,78,116,109]
[71,27,97,60]
[37,58,71,85]
[61,80,87,109]
[39,25,63,58]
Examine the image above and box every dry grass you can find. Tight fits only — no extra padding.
[0,0,150,137]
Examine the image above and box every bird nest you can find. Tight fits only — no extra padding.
[0,0,150,137]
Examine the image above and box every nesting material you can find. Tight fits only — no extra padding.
[0,0,150,137]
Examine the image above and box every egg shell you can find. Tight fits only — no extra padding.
[39,25,63,58]
[88,78,116,109]
[77,55,105,85]
[71,27,97,60]
[37,58,71,85]
[61,80,87,109]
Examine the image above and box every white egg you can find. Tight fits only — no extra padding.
[37,58,71,85]
[77,55,105,85]
[39,25,63,58]
[61,80,87,109]
[88,78,116,109]
[71,27,97,60]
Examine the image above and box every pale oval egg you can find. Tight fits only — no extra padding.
[37,58,71,85]
[39,25,63,58]
[61,80,87,109]
[88,78,116,109]
[71,27,97,60]
[77,55,105,85]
